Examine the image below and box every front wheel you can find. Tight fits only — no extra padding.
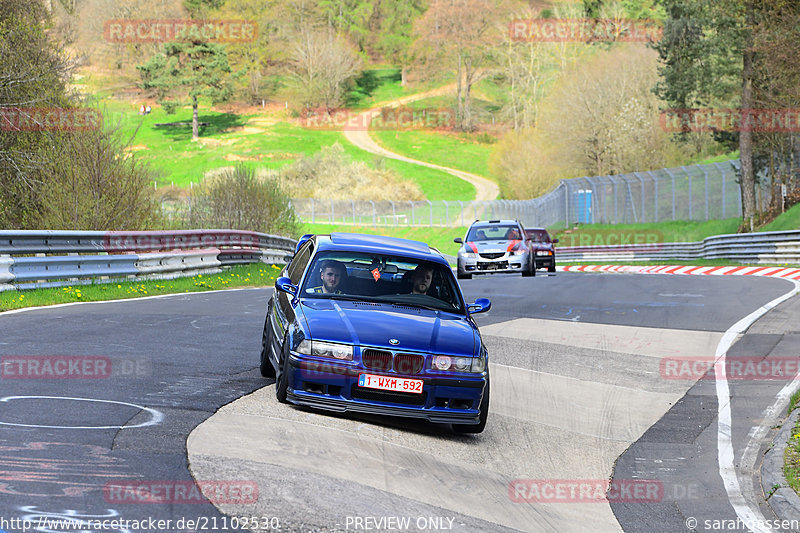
[522,257,536,277]
[453,379,489,434]
[457,272,472,280]
[275,339,290,404]
[259,305,276,378]
[548,263,556,273]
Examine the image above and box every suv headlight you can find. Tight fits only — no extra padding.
[296,340,353,361]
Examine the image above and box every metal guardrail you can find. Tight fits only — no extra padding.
[557,230,800,265]
[0,230,297,292]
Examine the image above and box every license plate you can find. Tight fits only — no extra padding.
[358,374,423,394]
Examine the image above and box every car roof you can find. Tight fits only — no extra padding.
[525,227,549,233]
[314,233,449,266]
[470,219,520,227]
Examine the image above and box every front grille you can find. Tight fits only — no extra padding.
[394,353,424,375]
[478,261,509,270]
[351,385,427,406]
[479,252,505,260]
[362,349,393,371]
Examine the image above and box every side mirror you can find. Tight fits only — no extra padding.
[454,237,464,244]
[467,297,491,314]
[294,234,314,255]
[275,276,298,297]
[553,238,559,244]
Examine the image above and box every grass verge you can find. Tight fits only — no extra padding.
[784,393,800,495]
[0,263,281,312]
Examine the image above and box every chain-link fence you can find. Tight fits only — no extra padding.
[290,160,778,229]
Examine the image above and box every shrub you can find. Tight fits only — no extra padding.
[190,164,298,236]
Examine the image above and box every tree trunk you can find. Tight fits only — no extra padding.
[455,55,463,130]
[739,1,757,230]
[192,95,199,140]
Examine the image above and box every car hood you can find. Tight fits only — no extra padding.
[463,240,523,253]
[299,299,476,356]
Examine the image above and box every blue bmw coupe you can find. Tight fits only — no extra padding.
[260,232,492,433]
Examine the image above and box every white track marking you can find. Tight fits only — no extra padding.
[714,279,800,533]
[0,396,163,429]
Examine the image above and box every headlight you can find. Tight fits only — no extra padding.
[432,354,484,373]
[536,251,552,256]
[512,249,526,256]
[459,251,476,258]
[296,340,353,361]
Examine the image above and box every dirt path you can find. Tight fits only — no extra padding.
[343,86,500,201]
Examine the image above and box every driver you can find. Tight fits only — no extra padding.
[314,259,346,294]
[410,265,434,295]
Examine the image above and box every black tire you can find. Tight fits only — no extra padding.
[457,272,472,280]
[275,339,290,404]
[259,304,276,378]
[548,262,556,273]
[522,257,536,277]
[453,378,489,434]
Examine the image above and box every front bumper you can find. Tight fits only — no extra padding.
[285,355,487,424]
[458,252,529,274]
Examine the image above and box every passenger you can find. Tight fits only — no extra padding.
[410,265,434,295]
[314,259,346,294]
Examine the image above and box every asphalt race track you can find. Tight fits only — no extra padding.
[0,272,798,533]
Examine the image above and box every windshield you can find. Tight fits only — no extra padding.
[300,251,465,314]
[466,225,521,242]
[525,230,551,243]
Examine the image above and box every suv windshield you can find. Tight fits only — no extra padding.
[466,225,521,241]
[301,251,465,314]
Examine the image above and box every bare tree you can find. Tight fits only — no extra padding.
[290,29,362,111]
[414,0,513,131]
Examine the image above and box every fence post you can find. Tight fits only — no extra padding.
[370,200,376,227]
[330,199,334,224]
[391,200,397,226]
[701,166,709,220]
[681,166,693,220]
[311,198,315,224]
[564,180,570,227]
[458,201,464,226]
[410,201,415,225]
[427,200,433,227]
[444,201,449,227]
[715,162,727,219]
[610,176,618,224]
[664,168,677,221]
[352,200,356,224]
[648,170,659,223]
[633,172,646,223]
